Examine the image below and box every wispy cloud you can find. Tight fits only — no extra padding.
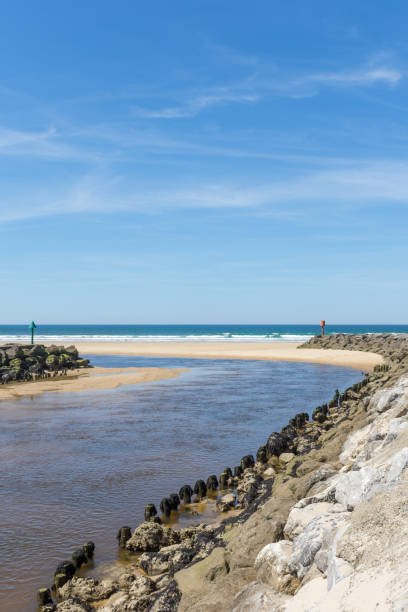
[2,159,408,223]
[133,88,260,119]
[131,60,403,118]
[306,67,402,87]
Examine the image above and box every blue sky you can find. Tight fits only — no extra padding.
[1,0,408,323]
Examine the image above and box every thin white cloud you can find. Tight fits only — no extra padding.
[133,89,260,119]
[0,127,55,148]
[2,160,408,223]
[132,61,403,118]
[306,67,402,87]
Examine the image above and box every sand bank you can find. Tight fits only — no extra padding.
[58,341,383,370]
[0,366,186,400]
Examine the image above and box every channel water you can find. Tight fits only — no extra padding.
[0,355,363,611]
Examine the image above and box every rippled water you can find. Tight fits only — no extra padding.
[0,355,363,611]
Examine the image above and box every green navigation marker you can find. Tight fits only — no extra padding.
[29,321,37,345]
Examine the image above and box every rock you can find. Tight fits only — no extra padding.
[139,543,195,575]
[216,493,236,512]
[279,452,295,464]
[335,466,385,506]
[284,502,342,540]
[288,509,349,579]
[147,580,181,612]
[58,577,117,602]
[227,502,286,572]
[127,574,156,597]
[254,540,297,592]
[97,576,156,611]
[65,345,79,359]
[54,599,91,612]
[175,547,230,595]
[5,345,24,359]
[126,522,179,552]
[263,467,276,477]
[236,471,262,507]
[75,358,90,368]
[46,354,59,368]
[232,581,288,611]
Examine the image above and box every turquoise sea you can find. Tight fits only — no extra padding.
[0,323,407,343]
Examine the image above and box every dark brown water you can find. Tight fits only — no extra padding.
[0,355,362,611]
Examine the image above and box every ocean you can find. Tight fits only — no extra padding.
[0,323,407,344]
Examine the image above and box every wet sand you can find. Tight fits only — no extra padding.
[55,341,383,370]
[0,366,186,400]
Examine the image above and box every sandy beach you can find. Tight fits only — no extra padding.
[0,366,186,400]
[62,341,383,370]
[0,341,382,401]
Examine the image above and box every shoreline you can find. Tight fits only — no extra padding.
[43,333,408,611]
[0,366,186,400]
[53,341,383,371]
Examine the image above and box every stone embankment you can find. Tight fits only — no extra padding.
[38,334,408,611]
[0,343,91,384]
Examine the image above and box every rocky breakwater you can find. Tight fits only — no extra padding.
[0,343,91,384]
[39,334,408,611]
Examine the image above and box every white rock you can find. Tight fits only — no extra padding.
[386,447,408,483]
[335,466,385,507]
[289,511,349,579]
[232,581,288,612]
[284,502,335,540]
[254,540,293,590]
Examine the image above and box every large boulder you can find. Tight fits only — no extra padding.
[232,581,288,611]
[139,543,195,575]
[254,540,296,592]
[65,345,79,360]
[288,509,349,578]
[46,354,59,369]
[58,577,117,602]
[284,502,340,540]
[126,522,180,552]
[175,547,230,595]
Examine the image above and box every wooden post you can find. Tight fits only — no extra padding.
[320,320,326,336]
